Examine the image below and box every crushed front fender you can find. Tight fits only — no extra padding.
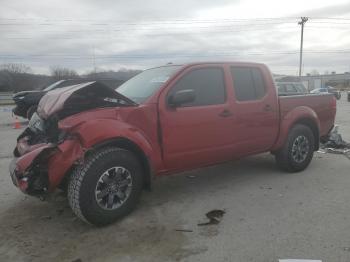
[10,137,84,195]
[10,144,56,194]
[46,138,84,191]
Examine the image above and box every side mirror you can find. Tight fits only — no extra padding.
[168,89,195,107]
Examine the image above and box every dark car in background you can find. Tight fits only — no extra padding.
[12,78,124,119]
[13,79,87,119]
[276,82,308,96]
[310,86,341,100]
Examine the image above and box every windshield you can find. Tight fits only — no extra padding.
[116,65,181,103]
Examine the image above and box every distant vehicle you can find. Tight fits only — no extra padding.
[326,86,341,100]
[13,79,86,119]
[276,82,307,96]
[10,62,336,226]
[12,79,124,119]
[311,86,341,100]
[310,88,328,94]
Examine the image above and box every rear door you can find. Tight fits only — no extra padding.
[229,65,279,155]
[158,65,236,171]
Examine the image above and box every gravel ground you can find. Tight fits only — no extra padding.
[0,94,349,262]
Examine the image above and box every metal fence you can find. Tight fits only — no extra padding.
[0,92,14,105]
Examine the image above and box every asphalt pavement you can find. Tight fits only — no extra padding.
[0,94,349,262]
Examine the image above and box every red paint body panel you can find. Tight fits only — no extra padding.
[58,106,162,171]
[272,94,336,151]
[47,138,84,191]
[16,143,55,174]
[11,62,336,194]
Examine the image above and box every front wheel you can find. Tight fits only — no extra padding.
[68,147,143,226]
[275,124,315,172]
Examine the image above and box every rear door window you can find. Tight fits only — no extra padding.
[277,84,286,93]
[285,84,297,93]
[294,84,305,93]
[230,67,266,101]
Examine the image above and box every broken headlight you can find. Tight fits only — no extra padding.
[28,112,45,133]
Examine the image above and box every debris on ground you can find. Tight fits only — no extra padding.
[319,125,350,159]
[278,259,322,262]
[259,186,272,190]
[56,209,64,216]
[12,224,22,229]
[40,215,52,220]
[198,209,225,226]
[175,229,193,232]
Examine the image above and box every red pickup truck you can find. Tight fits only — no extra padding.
[10,62,336,225]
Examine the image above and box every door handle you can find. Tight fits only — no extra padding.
[219,109,233,117]
[263,104,273,112]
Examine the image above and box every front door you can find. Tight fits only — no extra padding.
[159,65,235,172]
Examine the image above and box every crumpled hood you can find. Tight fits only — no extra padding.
[37,81,136,119]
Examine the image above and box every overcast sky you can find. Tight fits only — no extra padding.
[1,0,350,75]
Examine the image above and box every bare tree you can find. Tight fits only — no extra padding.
[0,63,33,92]
[50,66,79,80]
[0,63,32,74]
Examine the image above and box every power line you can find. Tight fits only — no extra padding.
[1,49,349,60]
[0,16,348,23]
[0,16,348,27]
[0,26,302,40]
[0,17,298,25]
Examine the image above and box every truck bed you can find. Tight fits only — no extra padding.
[279,93,336,137]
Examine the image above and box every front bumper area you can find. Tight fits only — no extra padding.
[10,136,84,195]
[10,143,56,195]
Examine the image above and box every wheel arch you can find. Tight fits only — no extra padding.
[87,137,154,191]
[272,106,320,152]
[293,118,319,151]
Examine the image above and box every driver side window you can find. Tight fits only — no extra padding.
[168,67,226,107]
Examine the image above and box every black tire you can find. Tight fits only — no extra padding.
[68,147,143,226]
[275,124,315,172]
[26,105,37,119]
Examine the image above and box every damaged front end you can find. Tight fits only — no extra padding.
[10,81,135,197]
[10,112,84,196]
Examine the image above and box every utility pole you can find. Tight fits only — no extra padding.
[298,17,308,77]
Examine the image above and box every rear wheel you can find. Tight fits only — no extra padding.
[68,147,143,226]
[275,124,315,172]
